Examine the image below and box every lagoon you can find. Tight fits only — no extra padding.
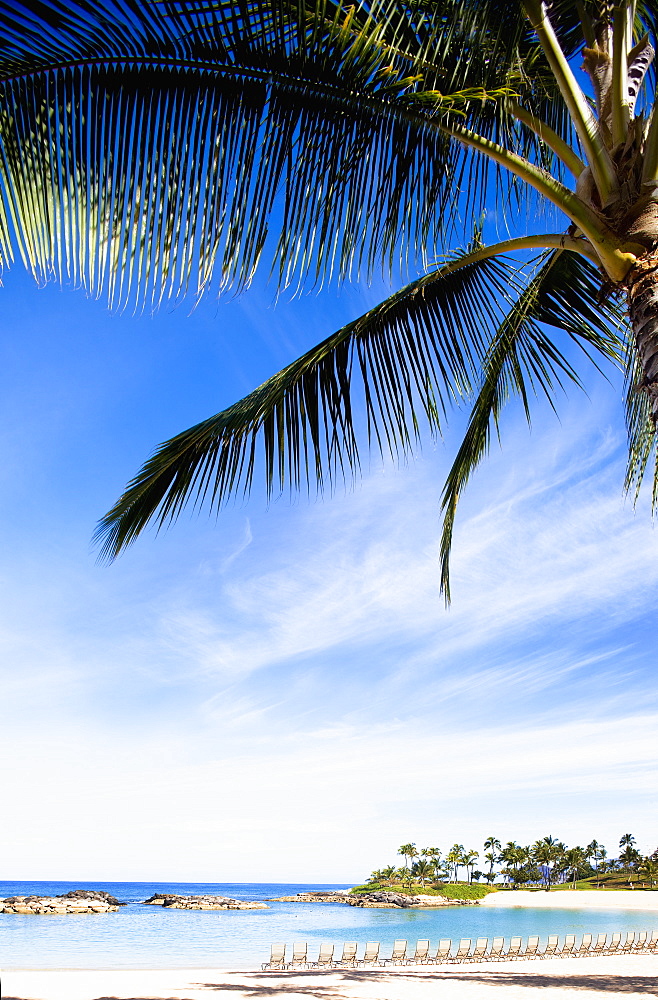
[2,880,657,970]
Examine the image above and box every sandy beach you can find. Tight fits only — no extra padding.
[480,890,658,910]
[3,954,658,1000]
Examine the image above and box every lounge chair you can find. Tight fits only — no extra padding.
[288,942,308,969]
[521,935,540,959]
[590,933,606,955]
[452,938,472,963]
[262,943,287,970]
[541,934,559,958]
[646,929,658,953]
[489,937,505,960]
[606,932,622,954]
[559,934,576,957]
[576,933,592,955]
[467,938,488,961]
[506,936,522,960]
[312,943,335,968]
[386,940,408,965]
[631,931,647,952]
[336,942,358,967]
[410,940,430,964]
[360,942,381,966]
[620,932,635,953]
[430,939,452,964]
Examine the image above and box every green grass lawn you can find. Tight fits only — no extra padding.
[349,882,497,900]
[547,875,658,891]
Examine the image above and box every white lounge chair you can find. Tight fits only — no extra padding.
[489,937,505,960]
[262,943,286,970]
[506,936,522,959]
[410,940,430,964]
[620,932,635,953]
[559,934,576,957]
[541,934,559,958]
[336,942,358,967]
[467,938,488,961]
[521,935,540,959]
[312,943,335,968]
[632,931,647,952]
[289,942,308,969]
[606,932,622,954]
[387,940,408,965]
[576,933,592,955]
[430,939,452,963]
[646,929,658,953]
[360,942,381,966]
[452,938,472,963]
[591,933,607,955]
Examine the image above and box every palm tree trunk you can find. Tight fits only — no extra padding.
[627,251,658,422]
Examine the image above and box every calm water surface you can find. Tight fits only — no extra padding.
[1,880,657,969]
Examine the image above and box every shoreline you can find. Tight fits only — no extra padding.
[4,954,658,1000]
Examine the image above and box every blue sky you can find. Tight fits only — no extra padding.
[1,250,657,884]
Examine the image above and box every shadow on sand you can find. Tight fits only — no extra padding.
[5,966,658,1000]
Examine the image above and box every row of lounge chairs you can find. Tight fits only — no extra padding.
[262,929,658,970]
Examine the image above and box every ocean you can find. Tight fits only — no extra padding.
[1,880,656,969]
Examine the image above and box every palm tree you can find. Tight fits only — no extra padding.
[592,845,608,887]
[532,836,564,890]
[620,833,637,849]
[411,859,434,886]
[564,846,586,888]
[446,844,465,883]
[484,851,499,883]
[638,857,658,886]
[463,849,479,883]
[398,843,418,869]
[420,847,441,879]
[7,3,655,585]
[382,865,397,884]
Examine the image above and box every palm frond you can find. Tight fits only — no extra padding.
[0,0,581,306]
[95,239,539,559]
[439,251,626,601]
[624,345,658,509]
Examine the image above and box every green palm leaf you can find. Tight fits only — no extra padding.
[95,240,529,559]
[439,250,625,600]
[0,0,592,305]
[96,245,622,563]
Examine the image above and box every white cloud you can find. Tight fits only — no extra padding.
[2,385,658,880]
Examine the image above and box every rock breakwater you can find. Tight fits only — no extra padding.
[0,890,122,914]
[142,894,268,909]
[266,891,350,903]
[266,889,475,907]
[348,891,465,908]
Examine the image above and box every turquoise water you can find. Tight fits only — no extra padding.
[1,880,657,969]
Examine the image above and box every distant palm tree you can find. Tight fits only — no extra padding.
[463,850,480,883]
[592,846,608,887]
[484,851,499,882]
[446,844,465,883]
[620,833,637,849]
[532,837,564,890]
[564,846,586,888]
[639,858,658,886]
[619,844,641,874]
[398,844,417,869]
[420,847,442,879]
[411,859,434,886]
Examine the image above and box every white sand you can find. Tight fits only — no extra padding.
[480,890,658,910]
[3,954,658,1000]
